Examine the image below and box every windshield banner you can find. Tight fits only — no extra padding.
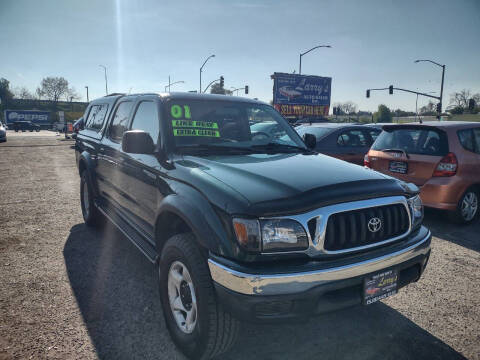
[4,110,51,124]
[272,72,331,116]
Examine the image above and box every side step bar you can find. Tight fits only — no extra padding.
[96,202,158,263]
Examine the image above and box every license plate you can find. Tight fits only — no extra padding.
[389,161,407,174]
[364,269,398,305]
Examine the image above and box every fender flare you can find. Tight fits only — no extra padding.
[155,191,235,258]
[78,151,99,198]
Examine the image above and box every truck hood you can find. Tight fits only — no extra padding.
[175,152,409,216]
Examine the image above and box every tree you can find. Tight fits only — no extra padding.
[419,100,436,115]
[373,104,392,123]
[449,89,480,109]
[340,101,357,115]
[65,87,81,101]
[450,106,464,115]
[36,76,69,103]
[13,86,35,99]
[0,78,14,104]
[210,82,232,95]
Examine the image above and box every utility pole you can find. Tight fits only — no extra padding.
[99,65,108,95]
[85,86,89,102]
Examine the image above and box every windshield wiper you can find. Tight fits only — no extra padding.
[381,148,410,159]
[251,142,310,153]
[176,144,254,154]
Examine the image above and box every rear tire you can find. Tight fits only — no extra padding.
[159,233,240,360]
[80,171,104,227]
[449,188,479,224]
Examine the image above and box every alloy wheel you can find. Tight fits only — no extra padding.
[461,191,478,222]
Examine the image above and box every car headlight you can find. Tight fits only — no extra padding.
[407,194,424,229]
[233,218,308,252]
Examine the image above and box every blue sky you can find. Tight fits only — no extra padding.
[1,0,479,112]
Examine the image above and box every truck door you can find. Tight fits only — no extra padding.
[96,100,135,210]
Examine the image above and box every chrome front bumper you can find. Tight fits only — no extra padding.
[208,228,431,296]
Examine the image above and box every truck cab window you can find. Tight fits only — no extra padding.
[130,101,159,145]
[108,101,133,142]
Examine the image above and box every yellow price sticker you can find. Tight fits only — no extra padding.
[173,128,220,137]
[172,120,218,129]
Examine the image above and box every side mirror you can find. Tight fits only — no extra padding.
[303,133,317,149]
[122,130,155,154]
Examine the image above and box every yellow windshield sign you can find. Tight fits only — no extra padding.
[172,120,219,129]
[173,128,220,137]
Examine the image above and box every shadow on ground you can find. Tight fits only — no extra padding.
[64,223,466,360]
[423,208,480,253]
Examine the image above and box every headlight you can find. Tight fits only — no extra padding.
[233,218,308,252]
[407,195,424,229]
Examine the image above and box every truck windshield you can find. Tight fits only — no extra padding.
[165,99,306,151]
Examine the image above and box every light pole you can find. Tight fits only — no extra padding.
[200,54,215,93]
[165,80,185,92]
[99,65,108,95]
[85,86,89,102]
[414,59,445,118]
[299,45,331,74]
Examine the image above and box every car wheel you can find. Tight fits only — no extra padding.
[159,233,240,360]
[449,188,479,224]
[80,171,103,227]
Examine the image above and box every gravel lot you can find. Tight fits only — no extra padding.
[1,132,479,360]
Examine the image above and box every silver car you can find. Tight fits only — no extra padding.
[0,122,6,142]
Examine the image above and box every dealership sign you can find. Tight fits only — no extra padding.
[271,72,331,117]
[4,110,51,124]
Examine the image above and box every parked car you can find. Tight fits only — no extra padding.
[365,122,480,223]
[76,93,430,359]
[0,121,6,142]
[296,123,381,165]
[73,117,84,133]
[11,121,40,132]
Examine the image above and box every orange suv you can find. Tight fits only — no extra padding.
[365,122,480,224]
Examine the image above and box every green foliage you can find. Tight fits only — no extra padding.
[450,106,464,115]
[210,82,232,95]
[36,77,69,102]
[373,104,392,123]
[0,78,14,104]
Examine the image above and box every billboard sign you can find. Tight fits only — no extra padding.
[272,72,331,117]
[4,110,51,125]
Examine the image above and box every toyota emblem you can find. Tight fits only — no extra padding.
[368,217,382,232]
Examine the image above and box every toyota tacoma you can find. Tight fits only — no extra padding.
[75,93,431,359]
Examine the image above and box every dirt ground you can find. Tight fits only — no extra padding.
[0,132,479,360]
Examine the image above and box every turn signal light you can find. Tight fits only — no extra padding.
[364,154,371,168]
[433,152,457,177]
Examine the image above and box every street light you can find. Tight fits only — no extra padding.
[200,54,215,93]
[165,80,185,92]
[99,65,108,95]
[414,59,445,117]
[299,45,331,74]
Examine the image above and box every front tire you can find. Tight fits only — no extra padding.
[80,171,104,227]
[159,233,239,360]
[449,188,479,224]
